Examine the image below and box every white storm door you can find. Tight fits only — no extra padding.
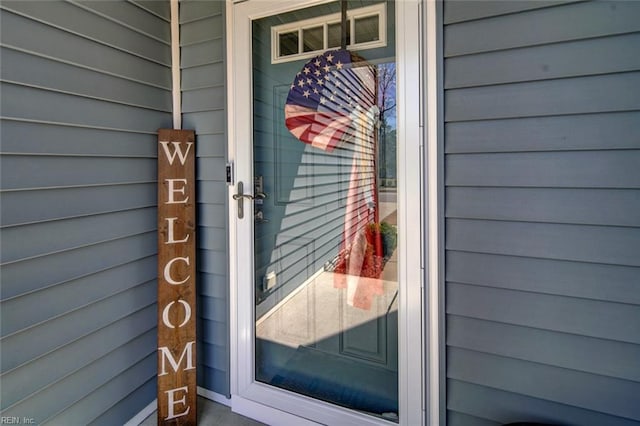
[228,1,425,425]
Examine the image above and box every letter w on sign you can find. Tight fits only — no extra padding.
[159,141,194,166]
[157,129,197,425]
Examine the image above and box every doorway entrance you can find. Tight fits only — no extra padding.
[228,1,424,424]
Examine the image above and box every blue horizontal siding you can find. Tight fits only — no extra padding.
[180,0,230,397]
[443,1,640,424]
[0,8,170,88]
[447,379,640,426]
[1,1,170,65]
[444,1,640,56]
[0,1,170,422]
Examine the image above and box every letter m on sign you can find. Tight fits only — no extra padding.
[158,341,196,376]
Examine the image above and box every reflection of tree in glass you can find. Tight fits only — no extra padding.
[377,63,397,184]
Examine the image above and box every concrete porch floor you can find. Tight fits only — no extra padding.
[138,396,265,426]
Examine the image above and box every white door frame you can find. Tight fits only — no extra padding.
[226,1,435,424]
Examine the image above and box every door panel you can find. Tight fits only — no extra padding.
[251,1,400,420]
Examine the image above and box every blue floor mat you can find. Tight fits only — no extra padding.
[270,345,398,416]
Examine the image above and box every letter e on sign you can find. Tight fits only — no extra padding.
[157,129,196,425]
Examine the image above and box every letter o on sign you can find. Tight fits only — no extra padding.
[162,299,192,329]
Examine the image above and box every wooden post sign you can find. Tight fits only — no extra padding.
[157,129,197,425]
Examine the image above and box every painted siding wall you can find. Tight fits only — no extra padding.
[0,0,171,423]
[179,0,230,396]
[443,1,640,425]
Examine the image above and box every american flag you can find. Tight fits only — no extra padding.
[284,49,376,151]
[284,50,384,309]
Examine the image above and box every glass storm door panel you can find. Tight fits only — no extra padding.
[251,1,399,421]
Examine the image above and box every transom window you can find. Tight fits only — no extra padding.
[271,3,386,64]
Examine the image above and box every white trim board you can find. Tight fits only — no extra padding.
[197,386,232,407]
[123,399,156,426]
[424,0,443,424]
[170,0,181,129]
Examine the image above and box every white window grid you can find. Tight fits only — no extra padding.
[270,3,387,64]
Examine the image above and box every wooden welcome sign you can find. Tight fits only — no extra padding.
[157,129,197,425]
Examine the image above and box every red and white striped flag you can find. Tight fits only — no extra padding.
[284,49,376,151]
[285,49,384,310]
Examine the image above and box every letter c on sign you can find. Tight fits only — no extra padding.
[164,257,190,285]
[162,299,192,329]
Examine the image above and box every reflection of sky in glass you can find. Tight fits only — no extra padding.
[377,62,396,129]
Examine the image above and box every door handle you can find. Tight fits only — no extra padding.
[233,182,267,218]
